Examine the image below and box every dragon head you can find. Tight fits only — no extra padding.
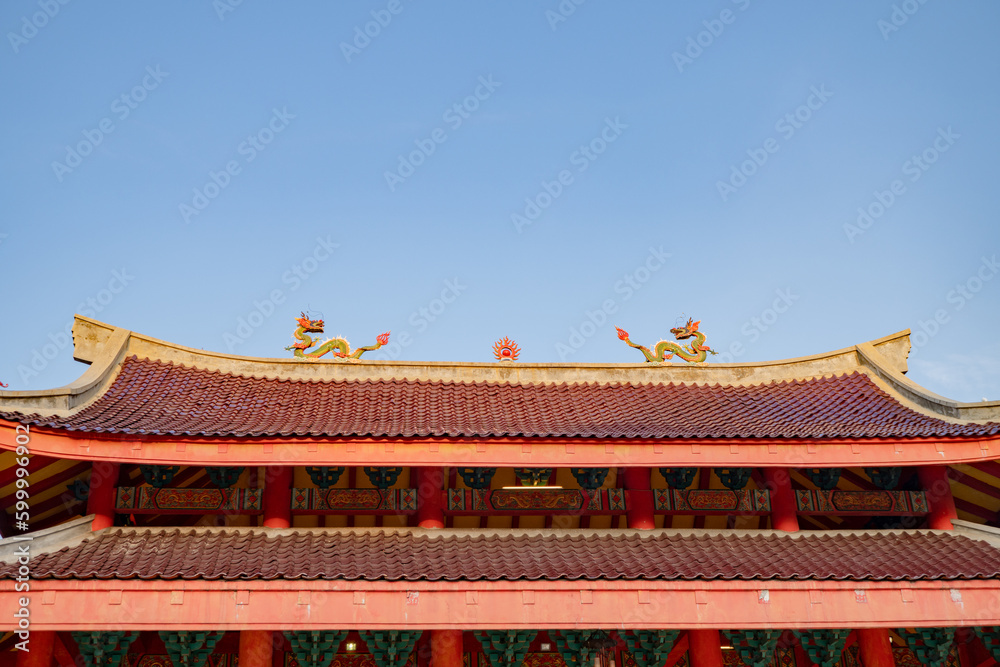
[670,318,700,340]
[615,327,630,341]
[376,332,391,346]
[295,312,325,333]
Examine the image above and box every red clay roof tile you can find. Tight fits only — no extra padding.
[4,356,998,439]
[2,528,997,582]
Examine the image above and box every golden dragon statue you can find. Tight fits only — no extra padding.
[285,313,389,361]
[616,318,717,363]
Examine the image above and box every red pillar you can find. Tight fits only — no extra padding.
[857,629,894,667]
[263,466,293,528]
[16,631,55,667]
[53,634,76,667]
[688,630,724,667]
[86,461,120,531]
[431,630,463,667]
[764,468,799,532]
[919,465,958,530]
[414,467,445,529]
[239,631,273,667]
[624,467,655,529]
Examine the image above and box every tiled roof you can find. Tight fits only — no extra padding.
[2,527,997,582]
[5,356,999,439]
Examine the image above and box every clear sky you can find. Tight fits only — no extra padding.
[2,2,998,402]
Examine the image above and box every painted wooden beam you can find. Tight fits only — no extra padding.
[4,579,998,630]
[4,422,997,468]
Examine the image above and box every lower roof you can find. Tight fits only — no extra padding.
[3,524,999,583]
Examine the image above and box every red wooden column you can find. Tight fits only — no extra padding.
[624,467,655,529]
[919,465,958,530]
[431,630,463,667]
[955,629,985,667]
[414,467,445,529]
[764,468,799,532]
[263,466,293,528]
[857,629,894,667]
[688,630,724,667]
[15,631,55,667]
[86,461,120,531]
[239,631,273,667]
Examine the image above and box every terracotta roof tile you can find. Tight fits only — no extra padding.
[3,356,998,439]
[2,528,997,582]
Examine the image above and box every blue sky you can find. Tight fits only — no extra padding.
[1,1,998,402]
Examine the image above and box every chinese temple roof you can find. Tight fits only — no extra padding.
[0,316,998,440]
[3,523,1000,582]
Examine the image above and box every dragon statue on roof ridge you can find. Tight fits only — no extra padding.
[616,318,717,363]
[285,313,389,361]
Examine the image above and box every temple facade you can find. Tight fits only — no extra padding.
[2,315,1000,667]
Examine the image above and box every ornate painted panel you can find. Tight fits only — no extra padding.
[115,487,262,514]
[447,489,624,515]
[290,488,417,514]
[795,490,929,515]
[654,489,771,514]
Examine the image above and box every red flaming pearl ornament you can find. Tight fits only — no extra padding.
[493,337,520,361]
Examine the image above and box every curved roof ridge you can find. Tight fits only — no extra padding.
[856,341,1000,421]
[78,314,890,382]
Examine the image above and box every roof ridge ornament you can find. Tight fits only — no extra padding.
[285,312,389,361]
[616,317,717,363]
[493,336,520,362]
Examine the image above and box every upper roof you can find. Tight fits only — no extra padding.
[0,316,998,442]
[4,356,998,439]
[2,522,999,582]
